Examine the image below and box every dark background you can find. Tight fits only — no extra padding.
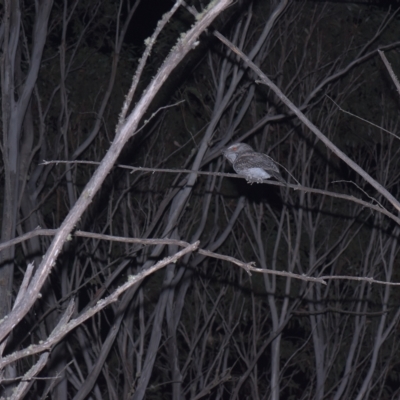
[1,0,400,399]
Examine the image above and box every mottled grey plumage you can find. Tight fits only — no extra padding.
[222,143,285,184]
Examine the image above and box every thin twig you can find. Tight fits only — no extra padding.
[117,1,184,128]
[326,94,400,141]
[39,160,400,226]
[6,230,400,287]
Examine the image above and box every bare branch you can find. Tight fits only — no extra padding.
[0,242,199,371]
[378,49,400,96]
[39,161,400,226]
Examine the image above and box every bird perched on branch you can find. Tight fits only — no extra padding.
[222,142,285,184]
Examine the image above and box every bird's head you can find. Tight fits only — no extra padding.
[222,142,254,163]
